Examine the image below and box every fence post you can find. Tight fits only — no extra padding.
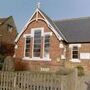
[74,68,78,90]
[61,76,63,90]
[14,76,16,88]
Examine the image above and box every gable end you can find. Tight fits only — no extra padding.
[15,8,65,42]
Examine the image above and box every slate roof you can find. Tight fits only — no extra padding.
[39,9,67,41]
[54,17,90,43]
[16,8,90,43]
[39,9,90,43]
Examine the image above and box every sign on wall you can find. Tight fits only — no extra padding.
[80,53,90,59]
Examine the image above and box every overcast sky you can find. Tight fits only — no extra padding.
[0,0,90,32]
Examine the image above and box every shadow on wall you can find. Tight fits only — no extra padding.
[85,81,90,90]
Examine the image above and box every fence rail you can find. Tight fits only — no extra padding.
[0,70,77,90]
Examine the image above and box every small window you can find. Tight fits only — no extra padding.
[44,35,50,58]
[33,30,41,57]
[72,46,78,59]
[25,36,31,57]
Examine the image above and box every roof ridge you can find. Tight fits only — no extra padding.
[53,16,90,22]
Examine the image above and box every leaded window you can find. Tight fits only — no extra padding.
[33,30,41,57]
[44,35,50,58]
[25,36,31,57]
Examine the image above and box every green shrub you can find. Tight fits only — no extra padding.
[76,65,84,76]
[56,68,73,75]
[0,54,5,70]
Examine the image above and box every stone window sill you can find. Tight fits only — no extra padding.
[70,59,81,62]
[22,57,51,61]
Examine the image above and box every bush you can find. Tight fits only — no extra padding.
[76,65,84,76]
[2,56,15,71]
[0,54,5,70]
[0,54,5,62]
[56,68,73,75]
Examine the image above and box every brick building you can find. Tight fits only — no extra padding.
[0,16,17,56]
[14,7,90,71]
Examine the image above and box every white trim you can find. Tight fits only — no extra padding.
[42,32,52,58]
[42,34,44,58]
[59,43,64,48]
[23,34,31,38]
[15,8,64,43]
[70,46,80,62]
[43,34,51,59]
[41,68,50,72]
[15,8,38,42]
[69,44,81,48]
[31,27,44,37]
[31,27,44,58]
[24,35,31,58]
[69,44,81,62]
[70,59,81,62]
[15,45,18,49]
[29,18,46,24]
[22,57,51,61]
[23,34,31,58]
[24,36,26,58]
[44,32,52,36]
[61,55,66,60]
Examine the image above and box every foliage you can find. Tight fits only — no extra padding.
[56,68,73,75]
[76,65,84,76]
[2,56,15,71]
[0,54,5,70]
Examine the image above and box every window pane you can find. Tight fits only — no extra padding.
[72,46,78,59]
[73,55,78,59]
[25,36,31,57]
[34,30,41,57]
[73,51,78,54]
[44,35,50,58]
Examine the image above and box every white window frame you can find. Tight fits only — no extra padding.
[43,32,52,59]
[31,28,44,59]
[69,44,81,62]
[71,45,80,62]
[23,34,31,58]
[23,28,52,61]
[72,46,79,59]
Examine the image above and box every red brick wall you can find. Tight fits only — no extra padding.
[15,11,90,71]
[66,43,90,71]
[15,14,63,71]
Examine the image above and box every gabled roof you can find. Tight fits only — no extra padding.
[54,17,90,43]
[15,7,90,43]
[15,8,67,42]
[39,9,67,42]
